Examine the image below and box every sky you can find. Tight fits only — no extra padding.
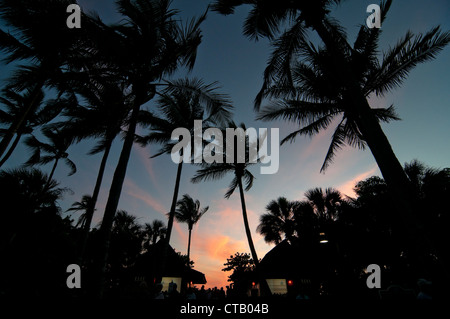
[1,0,449,289]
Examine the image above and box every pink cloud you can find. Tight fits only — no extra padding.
[336,165,379,197]
[135,146,159,188]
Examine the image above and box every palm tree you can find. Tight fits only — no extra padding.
[138,77,232,244]
[304,187,346,222]
[173,194,209,266]
[214,0,450,257]
[0,0,92,158]
[109,210,143,271]
[0,88,71,167]
[67,195,94,229]
[24,126,76,187]
[0,167,68,250]
[142,220,167,251]
[92,0,207,297]
[256,197,298,245]
[58,80,132,239]
[192,122,260,266]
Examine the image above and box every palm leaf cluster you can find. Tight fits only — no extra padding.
[256,0,449,171]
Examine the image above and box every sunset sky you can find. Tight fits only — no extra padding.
[1,0,449,289]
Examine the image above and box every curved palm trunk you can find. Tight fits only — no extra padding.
[78,139,113,262]
[0,132,22,167]
[237,176,259,265]
[45,158,59,188]
[158,160,183,282]
[187,226,192,267]
[95,100,141,298]
[237,176,272,296]
[166,160,183,242]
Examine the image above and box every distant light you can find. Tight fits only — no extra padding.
[252,282,256,286]
[320,239,328,244]
[287,280,294,286]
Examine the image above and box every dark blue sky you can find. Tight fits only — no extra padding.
[1,0,449,288]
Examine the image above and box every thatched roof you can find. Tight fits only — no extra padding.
[133,241,206,284]
[257,240,307,279]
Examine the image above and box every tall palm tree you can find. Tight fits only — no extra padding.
[214,0,450,254]
[0,0,92,158]
[138,77,232,244]
[173,194,209,266]
[24,126,76,187]
[192,122,260,266]
[92,0,207,297]
[58,80,132,239]
[256,197,298,245]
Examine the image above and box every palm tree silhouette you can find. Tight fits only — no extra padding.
[142,220,167,251]
[214,0,450,257]
[91,0,207,297]
[192,122,260,266]
[24,126,76,188]
[256,197,298,245]
[0,88,70,167]
[173,194,209,267]
[0,0,90,158]
[304,187,346,222]
[0,88,45,167]
[67,195,94,229]
[56,80,132,258]
[138,78,232,244]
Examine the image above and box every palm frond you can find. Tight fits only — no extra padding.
[191,163,233,184]
[366,27,450,95]
[320,118,346,172]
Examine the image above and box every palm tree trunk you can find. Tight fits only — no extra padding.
[237,176,259,265]
[95,100,141,298]
[166,160,183,242]
[237,176,272,296]
[0,132,22,167]
[78,139,113,263]
[0,83,43,159]
[187,227,192,268]
[45,158,59,188]
[158,160,183,283]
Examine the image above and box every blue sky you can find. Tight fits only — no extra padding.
[1,0,449,288]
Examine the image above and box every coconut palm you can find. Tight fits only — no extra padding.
[138,77,232,243]
[214,0,450,254]
[256,197,298,245]
[304,187,347,222]
[192,122,260,266]
[173,194,209,266]
[59,80,132,235]
[92,0,207,297]
[0,88,72,167]
[67,195,94,229]
[142,220,167,251]
[0,0,92,158]
[24,126,76,188]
